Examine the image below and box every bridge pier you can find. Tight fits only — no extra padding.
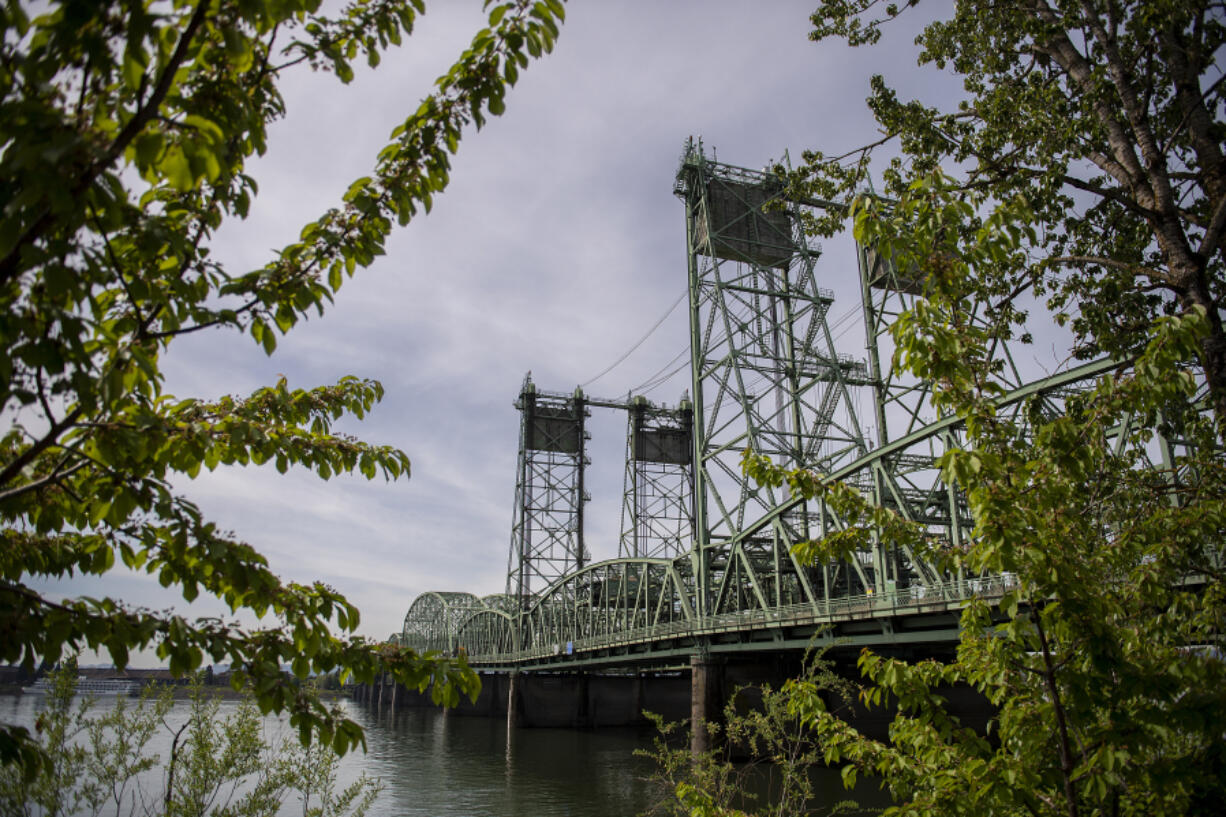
[690,655,723,758]
[634,672,644,722]
[506,670,521,731]
[576,672,590,727]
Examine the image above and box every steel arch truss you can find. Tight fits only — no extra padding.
[520,558,694,654]
[455,608,516,657]
[720,358,1129,604]
[401,592,484,654]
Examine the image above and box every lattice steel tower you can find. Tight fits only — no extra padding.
[618,395,695,560]
[675,139,875,615]
[853,239,984,588]
[506,374,590,606]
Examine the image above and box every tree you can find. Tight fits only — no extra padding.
[82,685,174,817]
[163,684,291,817]
[0,665,91,817]
[735,2,1226,815]
[799,0,1226,428]
[0,0,567,773]
[2,671,380,817]
[640,654,864,817]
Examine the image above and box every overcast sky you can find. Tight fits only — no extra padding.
[51,0,972,656]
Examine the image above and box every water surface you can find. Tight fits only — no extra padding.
[3,693,889,816]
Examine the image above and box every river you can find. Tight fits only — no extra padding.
[355,701,662,816]
[2,693,888,815]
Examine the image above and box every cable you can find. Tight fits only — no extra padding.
[631,345,690,392]
[581,287,688,389]
[615,289,867,399]
[638,359,691,397]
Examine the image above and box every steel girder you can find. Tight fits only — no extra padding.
[392,145,1205,668]
[401,364,1168,663]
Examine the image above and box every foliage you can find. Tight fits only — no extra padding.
[744,172,1226,814]
[160,679,382,817]
[82,685,175,817]
[276,714,381,817]
[163,685,284,817]
[730,3,1226,814]
[0,0,567,773]
[795,0,1226,427]
[641,655,868,817]
[640,710,744,817]
[2,670,382,817]
[0,664,90,817]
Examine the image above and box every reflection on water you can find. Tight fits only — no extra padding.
[354,703,661,817]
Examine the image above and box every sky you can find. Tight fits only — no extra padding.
[50,0,971,656]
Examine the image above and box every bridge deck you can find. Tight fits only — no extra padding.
[468,574,1016,671]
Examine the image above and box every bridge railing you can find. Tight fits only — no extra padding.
[471,573,1018,664]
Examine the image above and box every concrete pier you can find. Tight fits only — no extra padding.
[506,670,521,730]
[689,655,722,758]
[386,670,690,728]
[355,659,993,748]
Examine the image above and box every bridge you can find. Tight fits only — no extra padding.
[381,141,1175,737]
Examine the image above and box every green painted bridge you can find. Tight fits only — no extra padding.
[394,143,1187,674]
[403,571,1018,672]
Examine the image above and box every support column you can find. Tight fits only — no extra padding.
[633,671,644,724]
[506,671,521,731]
[576,672,590,727]
[389,678,397,714]
[690,655,721,758]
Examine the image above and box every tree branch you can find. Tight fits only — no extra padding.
[0,0,212,290]
[1057,172,1159,221]
[0,407,83,492]
[1031,604,1081,817]
[1023,1,1146,195]
[1197,192,1226,259]
[0,460,90,505]
[1044,255,1174,287]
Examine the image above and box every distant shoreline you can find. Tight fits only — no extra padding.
[0,684,351,701]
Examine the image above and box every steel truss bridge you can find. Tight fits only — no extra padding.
[396,141,1187,672]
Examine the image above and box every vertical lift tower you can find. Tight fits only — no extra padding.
[675,139,877,617]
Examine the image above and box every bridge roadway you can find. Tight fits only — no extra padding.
[468,575,1012,671]
[404,574,1016,672]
